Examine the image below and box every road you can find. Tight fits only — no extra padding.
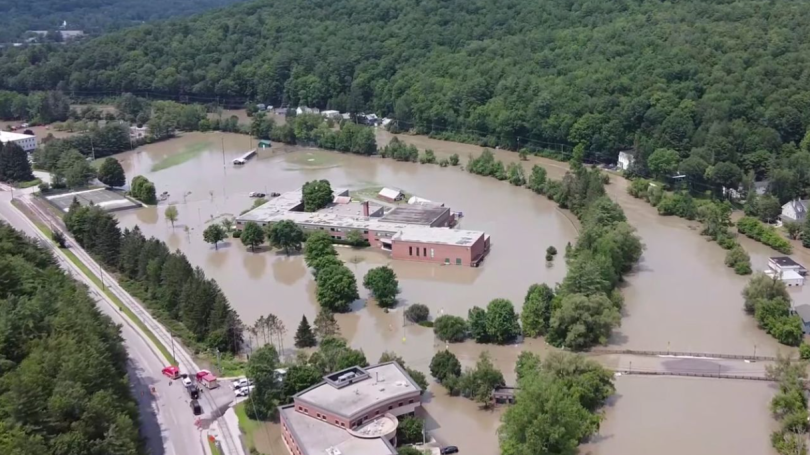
[0,189,240,455]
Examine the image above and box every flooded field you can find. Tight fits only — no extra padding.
[581,376,776,455]
[108,125,788,455]
[0,120,76,139]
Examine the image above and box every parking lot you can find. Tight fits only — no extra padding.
[46,188,142,212]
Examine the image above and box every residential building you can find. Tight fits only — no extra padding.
[765,256,807,287]
[781,199,809,223]
[792,304,810,335]
[617,150,634,171]
[236,187,491,266]
[378,187,404,203]
[279,362,422,455]
[0,131,36,152]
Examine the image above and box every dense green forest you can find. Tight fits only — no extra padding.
[0,222,141,454]
[2,0,810,171]
[0,0,250,42]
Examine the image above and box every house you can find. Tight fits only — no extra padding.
[781,199,810,223]
[258,140,272,149]
[378,187,404,202]
[296,106,320,116]
[617,150,635,171]
[765,256,807,287]
[792,304,810,334]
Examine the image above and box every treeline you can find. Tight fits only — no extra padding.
[253,113,377,155]
[766,355,809,455]
[628,179,753,275]
[63,202,243,354]
[8,0,810,172]
[430,150,642,351]
[742,274,803,346]
[0,142,34,183]
[0,222,141,454]
[0,90,69,123]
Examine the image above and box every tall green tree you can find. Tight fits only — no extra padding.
[240,221,265,252]
[266,220,304,255]
[97,157,125,187]
[164,205,178,228]
[316,264,359,312]
[302,179,333,212]
[294,315,317,348]
[429,350,462,382]
[521,283,555,337]
[203,223,226,249]
[362,266,400,307]
[0,142,34,183]
[246,345,283,419]
[485,298,521,344]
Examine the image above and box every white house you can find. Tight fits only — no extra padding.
[0,131,36,152]
[617,150,635,171]
[296,106,320,115]
[378,187,404,202]
[321,110,341,119]
[781,199,809,223]
[765,256,806,287]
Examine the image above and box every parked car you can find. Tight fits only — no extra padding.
[190,400,202,416]
[162,366,180,379]
[249,192,266,198]
[235,385,255,397]
[232,378,250,389]
[182,376,192,387]
[441,447,459,454]
[189,385,200,400]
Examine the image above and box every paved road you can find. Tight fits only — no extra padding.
[0,190,222,455]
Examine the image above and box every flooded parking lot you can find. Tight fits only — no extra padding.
[110,126,788,455]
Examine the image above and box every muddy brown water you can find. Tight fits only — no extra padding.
[112,126,786,454]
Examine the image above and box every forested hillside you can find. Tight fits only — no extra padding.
[0,0,249,42]
[3,0,810,169]
[0,222,141,454]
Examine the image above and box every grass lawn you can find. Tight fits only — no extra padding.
[354,186,412,204]
[10,199,177,364]
[213,354,246,378]
[15,178,41,189]
[208,439,221,455]
[284,150,341,169]
[234,403,260,452]
[151,141,212,172]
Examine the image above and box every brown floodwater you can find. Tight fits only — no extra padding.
[111,126,788,455]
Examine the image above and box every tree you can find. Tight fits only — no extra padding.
[708,161,743,193]
[0,142,34,183]
[240,221,265,252]
[304,230,337,267]
[678,156,709,186]
[485,298,521,344]
[521,283,555,337]
[246,345,283,419]
[250,111,274,139]
[757,195,782,223]
[743,273,790,314]
[456,352,505,405]
[220,217,234,233]
[430,350,461,382]
[281,363,322,402]
[313,309,340,339]
[294,316,317,348]
[647,148,680,180]
[363,266,399,307]
[345,229,365,246]
[548,293,621,351]
[266,220,304,255]
[97,157,125,187]
[506,162,526,186]
[449,154,460,166]
[398,447,426,455]
[302,179,333,212]
[309,336,367,373]
[433,315,468,342]
[784,221,802,240]
[316,264,359,312]
[527,165,547,193]
[164,205,178,228]
[397,416,424,445]
[203,224,226,249]
[405,303,430,323]
[468,306,489,343]
[130,175,157,204]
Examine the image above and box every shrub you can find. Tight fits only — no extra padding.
[232,230,242,238]
[800,343,810,360]
[433,315,468,342]
[546,246,557,256]
[725,246,751,275]
[38,182,51,193]
[545,253,553,261]
[737,216,792,254]
[627,179,650,198]
[405,303,430,323]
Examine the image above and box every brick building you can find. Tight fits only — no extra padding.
[279,362,422,455]
[237,188,491,266]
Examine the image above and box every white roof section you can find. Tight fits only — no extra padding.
[393,227,483,246]
[296,363,420,419]
[378,187,402,199]
[0,131,35,141]
[280,406,395,455]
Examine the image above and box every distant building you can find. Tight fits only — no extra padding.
[236,187,491,266]
[781,199,809,223]
[279,362,422,455]
[378,187,404,203]
[129,125,148,140]
[617,150,635,171]
[0,131,36,152]
[28,30,85,41]
[792,304,810,334]
[765,256,807,287]
[321,110,341,119]
[296,106,320,115]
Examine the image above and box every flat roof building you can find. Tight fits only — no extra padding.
[0,131,36,152]
[279,362,421,455]
[237,188,491,266]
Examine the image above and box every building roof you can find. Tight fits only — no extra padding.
[770,257,804,268]
[783,199,809,217]
[0,131,35,141]
[392,227,483,246]
[794,304,810,322]
[380,206,448,225]
[378,187,403,200]
[280,405,395,455]
[295,362,421,420]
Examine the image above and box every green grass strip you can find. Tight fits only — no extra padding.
[151,141,212,172]
[234,403,259,451]
[208,439,222,455]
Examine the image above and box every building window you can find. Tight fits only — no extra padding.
[388,405,393,410]
[317,413,321,418]
[398,402,403,407]
[330,228,336,231]
[409,399,414,404]
[456,258,462,265]
[335,420,339,425]
[363,230,368,234]
[298,406,303,411]
[340,422,345,427]
[375,410,380,415]
[304,409,309,414]
[423,247,427,257]
[445,258,450,265]
[409,246,413,256]
[430,248,434,258]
